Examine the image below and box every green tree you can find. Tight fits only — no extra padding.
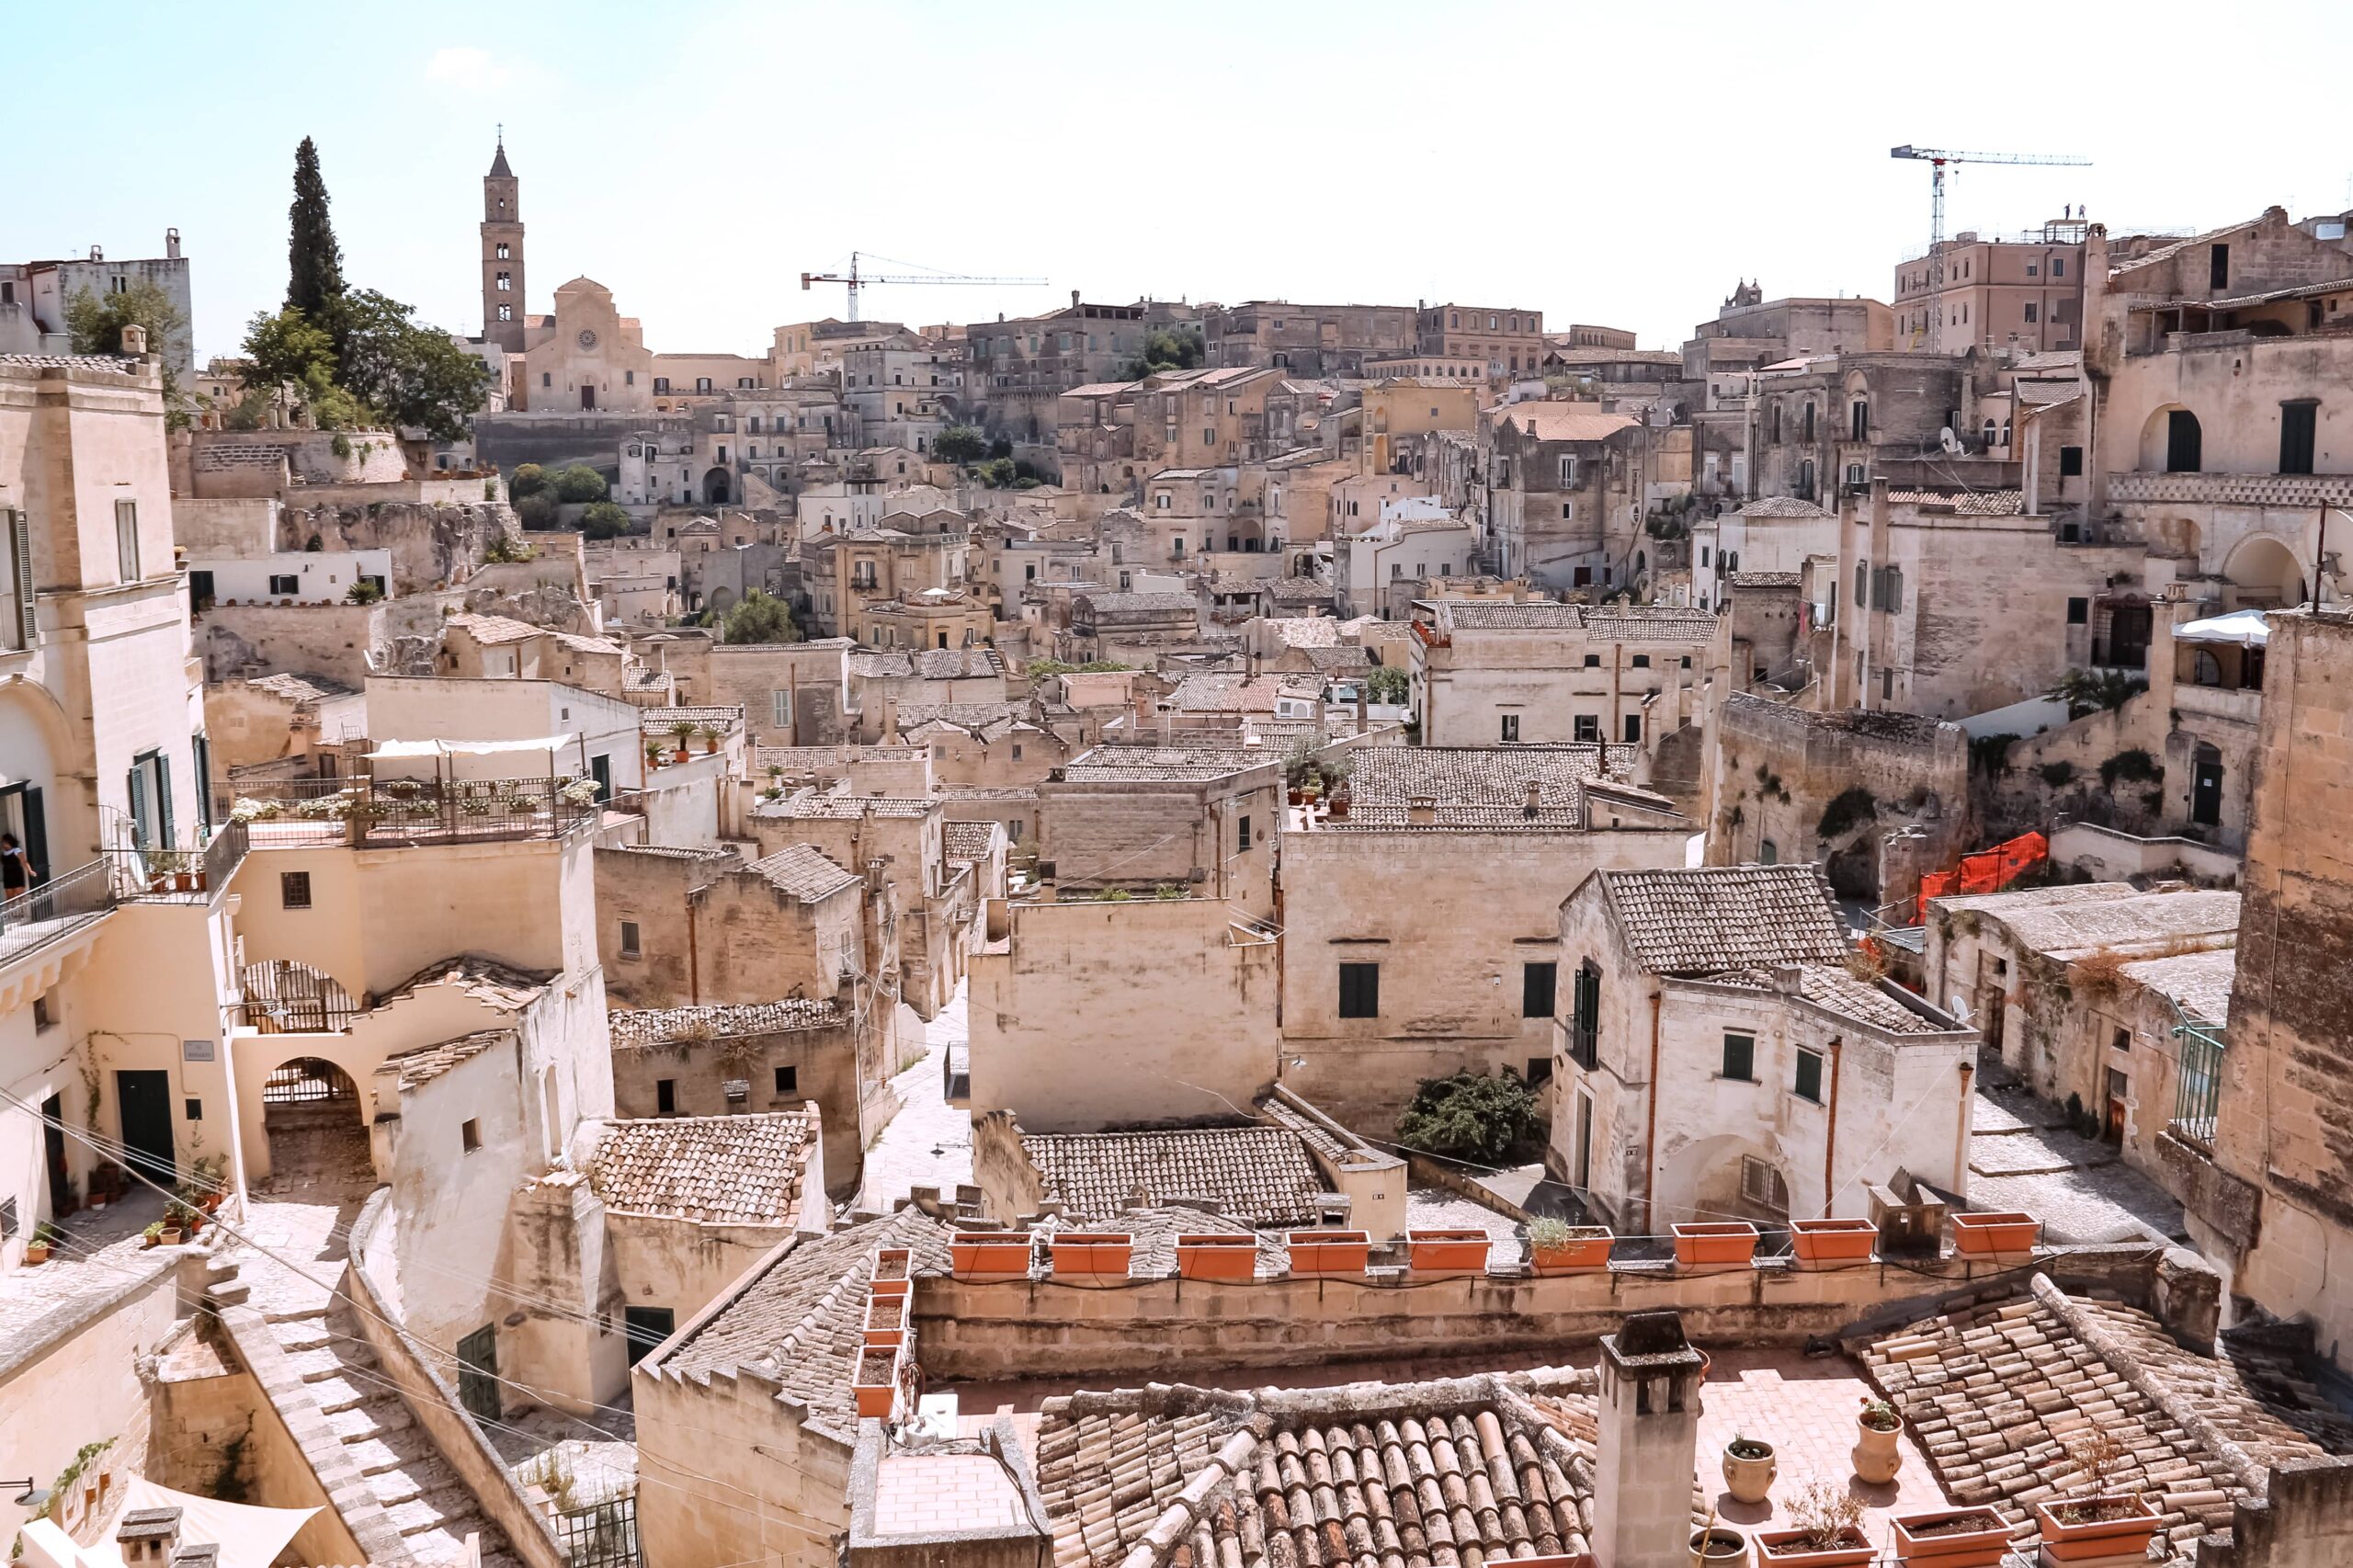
[578,501,631,540]
[1393,1070,1538,1165]
[329,290,490,441]
[934,425,989,465]
[722,589,801,645]
[65,282,196,428]
[2046,667,2147,719]
[237,305,368,430]
[974,457,1017,488]
[1365,665,1410,704]
[507,463,549,500]
[551,464,609,503]
[287,136,347,321]
[1118,325,1205,380]
[514,492,559,530]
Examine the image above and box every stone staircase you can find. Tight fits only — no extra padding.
[210,1193,524,1568]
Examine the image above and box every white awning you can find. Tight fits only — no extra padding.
[2175,608,2269,647]
[368,733,577,759]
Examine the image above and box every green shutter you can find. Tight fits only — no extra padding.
[1722,1033,1755,1082]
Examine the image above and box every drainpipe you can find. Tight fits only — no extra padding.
[1954,1060,1975,1197]
[1821,1035,1843,1217]
[1642,987,1662,1233]
[686,891,700,1006]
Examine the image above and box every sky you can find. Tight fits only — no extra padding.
[11,1,2353,364]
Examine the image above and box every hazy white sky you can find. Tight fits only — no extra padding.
[11,1,2349,362]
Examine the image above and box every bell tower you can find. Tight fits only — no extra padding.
[481,129,525,353]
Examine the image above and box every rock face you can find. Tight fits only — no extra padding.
[280,501,519,595]
[461,579,594,633]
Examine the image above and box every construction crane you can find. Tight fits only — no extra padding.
[799,251,1046,323]
[1890,145,2092,267]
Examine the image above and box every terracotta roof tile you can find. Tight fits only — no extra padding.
[1023,1126,1329,1228]
[746,844,861,901]
[1597,865,1848,974]
[587,1112,816,1225]
[608,998,843,1048]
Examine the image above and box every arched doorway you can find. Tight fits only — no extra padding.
[702,467,732,505]
[2224,536,2306,608]
[2139,405,2203,473]
[259,1057,369,1188]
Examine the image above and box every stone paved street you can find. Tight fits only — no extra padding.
[855,983,973,1214]
[1968,1055,2187,1244]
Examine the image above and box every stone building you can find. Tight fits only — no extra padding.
[1062,590,1199,665]
[1199,301,1415,376]
[478,136,526,353]
[1408,598,1720,748]
[1552,864,1974,1230]
[1893,218,2088,355]
[1,234,195,374]
[1483,403,1640,589]
[1415,301,1547,378]
[747,790,968,1019]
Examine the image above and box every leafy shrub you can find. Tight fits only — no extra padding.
[551,464,608,503]
[2099,748,2162,790]
[507,463,549,499]
[514,492,558,530]
[344,579,382,605]
[2039,761,2076,788]
[1393,1070,1536,1165]
[578,501,631,540]
[1366,665,1410,704]
[1970,733,2017,775]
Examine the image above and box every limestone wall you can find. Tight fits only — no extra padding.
[198,597,444,685]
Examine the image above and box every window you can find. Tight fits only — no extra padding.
[1794,1048,1824,1103]
[1855,562,1870,608]
[267,574,300,597]
[1568,960,1600,1068]
[497,304,511,322]
[2281,400,2319,475]
[1740,1156,1789,1213]
[2024,302,2039,324]
[1721,1031,1756,1081]
[766,1064,797,1098]
[460,1118,482,1153]
[32,994,52,1030]
[2210,243,2231,291]
[1501,714,1520,743]
[1623,714,1642,743]
[1522,961,1557,1018]
[620,920,641,958]
[2060,445,2084,477]
[771,689,792,731]
[542,371,551,388]
[280,871,313,910]
[1850,400,1869,440]
[655,1079,676,1115]
[2166,410,2203,473]
[654,377,671,393]
[1877,564,1904,612]
[2066,597,2089,626]
[1573,715,1599,743]
[1630,654,1651,669]
[1338,962,1380,1018]
[114,500,140,582]
[1583,653,1601,668]
[1802,403,1816,442]
[1557,455,1578,485]
[1768,403,1781,443]
[495,243,509,260]
[1237,814,1252,851]
[1759,839,1778,864]
[185,1097,201,1121]
[2052,257,2065,278]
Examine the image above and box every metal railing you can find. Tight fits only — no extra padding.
[0,858,118,966]
[2171,1001,2225,1146]
[220,776,601,847]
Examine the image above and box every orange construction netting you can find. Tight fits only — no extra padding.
[1915,831,2047,921]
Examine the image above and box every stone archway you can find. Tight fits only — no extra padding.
[2223,534,2306,608]
[1657,1132,1793,1229]
[702,467,732,505]
[258,1056,369,1190]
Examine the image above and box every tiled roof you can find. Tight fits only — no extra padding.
[1886,488,2027,517]
[1079,591,1199,615]
[1433,601,1583,631]
[746,844,860,902]
[0,353,142,373]
[943,821,1000,861]
[1597,865,1848,974]
[1431,600,1719,640]
[1726,571,1802,589]
[1034,1369,1597,1568]
[1738,496,1832,518]
[895,700,1033,733]
[1022,1126,1329,1228]
[753,792,933,820]
[375,953,554,1012]
[244,671,357,702]
[1168,674,1290,712]
[849,649,1008,680]
[1346,744,1628,811]
[1962,887,2242,960]
[1265,579,1334,604]
[1693,963,1951,1036]
[639,705,745,730]
[608,998,844,1048]
[1494,404,1638,443]
[1723,691,1953,744]
[1301,644,1372,670]
[1062,745,1268,783]
[386,1028,512,1090]
[444,613,547,645]
[587,1112,815,1225]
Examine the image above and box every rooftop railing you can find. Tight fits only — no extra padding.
[219,776,601,847]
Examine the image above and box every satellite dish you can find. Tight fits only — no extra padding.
[1949,994,1974,1026]
[1938,426,1963,455]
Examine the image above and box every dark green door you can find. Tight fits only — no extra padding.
[115,1070,175,1184]
[456,1324,499,1421]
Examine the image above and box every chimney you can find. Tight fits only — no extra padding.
[1591,1311,1706,1568]
[165,227,181,260]
[1524,780,1543,817]
[119,324,149,358]
[1071,290,1081,310]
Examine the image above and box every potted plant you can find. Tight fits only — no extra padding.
[870,1246,912,1297]
[1753,1481,1872,1564]
[1722,1434,1776,1506]
[1691,1523,1747,1564]
[668,719,699,762]
[699,725,719,755]
[862,1291,907,1349]
[24,1222,58,1265]
[1286,1229,1370,1276]
[645,742,667,770]
[1950,1210,2040,1260]
[1889,1507,2011,1568]
[1790,1217,1876,1268]
[1674,1221,1759,1268]
[1853,1397,1902,1485]
[1049,1232,1132,1278]
[852,1345,900,1420]
[1527,1217,1614,1274]
[1407,1228,1491,1273]
[2035,1430,2157,1562]
[949,1231,1032,1279]
[1176,1233,1257,1281]
[154,1217,183,1246]
[142,1220,165,1249]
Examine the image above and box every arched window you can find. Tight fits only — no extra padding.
[2193,649,2223,687]
[1769,403,1782,443]
[2166,410,2203,472]
[1802,403,1816,442]
[1850,400,1869,440]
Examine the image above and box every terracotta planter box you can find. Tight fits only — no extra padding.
[1790,1217,1877,1267]
[1891,1507,2011,1567]
[863,1291,907,1348]
[1751,1526,1873,1566]
[1407,1228,1491,1273]
[949,1232,1033,1278]
[1176,1233,1257,1281]
[1529,1227,1614,1274]
[2033,1495,2158,1563]
[1951,1210,2042,1259]
[1050,1232,1132,1278]
[853,1346,899,1420]
[1287,1230,1370,1276]
[1673,1221,1759,1268]
[870,1246,912,1297]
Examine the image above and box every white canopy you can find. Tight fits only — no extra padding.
[2175,608,2269,647]
[368,733,578,759]
[16,1479,317,1568]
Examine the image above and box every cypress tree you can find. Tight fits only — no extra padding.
[287,136,346,319]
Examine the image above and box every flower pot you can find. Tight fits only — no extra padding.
[1529,1226,1614,1274]
[949,1232,1032,1278]
[1407,1228,1491,1274]
[701,737,717,754]
[1890,1508,2011,1567]
[157,1227,183,1246]
[1050,1232,1132,1278]
[852,1346,900,1420]
[1287,1230,1370,1276]
[1853,1412,1903,1485]
[174,871,195,892]
[2032,1495,2158,1563]
[23,1243,50,1265]
[863,1291,907,1348]
[1951,1210,2041,1261]
[1722,1438,1776,1505]
[1176,1233,1257,1281]
[149,874,170,893]
[870,1246,912,1297]
[1790,1217,1876,1268]
[1674,1222,1760,1268]
[1691,1528,1747,1566]
[1751,1526,1873,1565]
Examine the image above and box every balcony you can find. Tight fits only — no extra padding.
[2105,472,2353,508]
[2173,681,2262,727]
[2168,1007,2224,1148]
[218,777,601,847]
[0,857,119,977]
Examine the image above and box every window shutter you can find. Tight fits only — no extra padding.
[127,764,149,847]
[9,510,31,648]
